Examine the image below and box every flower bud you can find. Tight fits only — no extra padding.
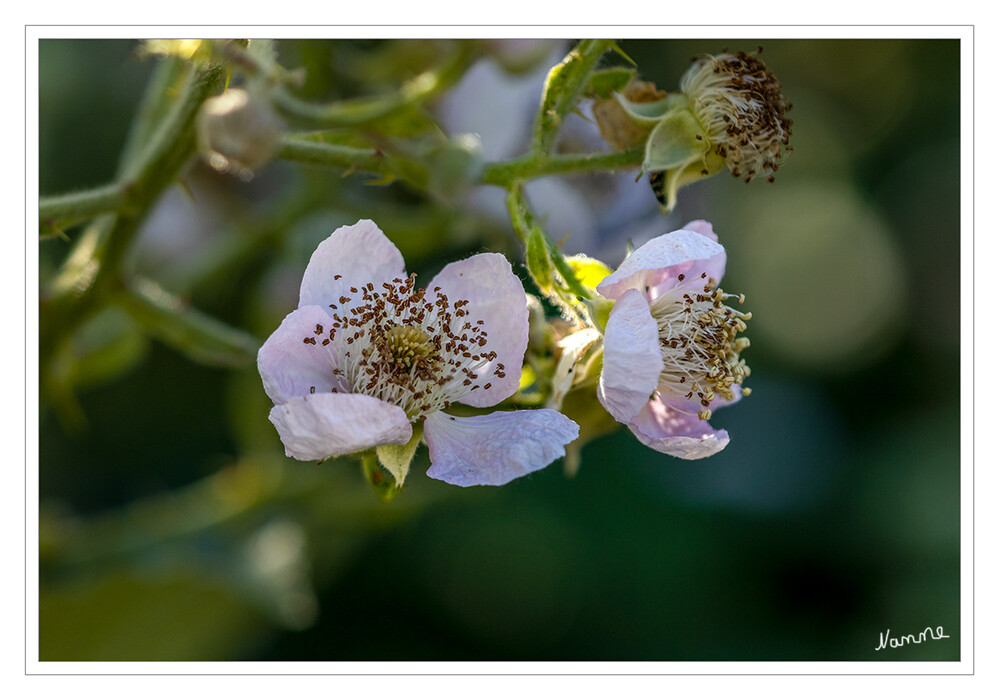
[197,88,284,178]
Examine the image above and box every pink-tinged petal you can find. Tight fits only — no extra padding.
[423,409,579,486]
[680,219,718,241]
[598,288,663,424]
[428,252,529,407]
[258,305,347,404]
[596,229,726,301]
[299,219,406,309]
[628,396,730,459]
[269,393,412,461]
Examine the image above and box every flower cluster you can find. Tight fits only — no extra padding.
[254,44,775,496]
[258,220,578,489]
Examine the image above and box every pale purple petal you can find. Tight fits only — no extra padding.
[598,288,663,424]
[428,252,528,407]
[257,305,347,404]
[596,229,726,301]
[299,219,406,309]
[423,409,579,486]
[628,395,730,459]
[269,393,412,461]
[680,219,718,241]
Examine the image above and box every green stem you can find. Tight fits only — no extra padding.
[271,42,473,128]
[117,277,260,367]
[505,185,592,300]
[481,147,643,187]
[39,182,131,224]
[116,56,191,175]
[41,62,227,371]
[531,39,615,154]
[275,136,385,172]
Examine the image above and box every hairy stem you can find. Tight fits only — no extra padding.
[531,39,615,154]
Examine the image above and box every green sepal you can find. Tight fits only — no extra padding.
[526,226,554,292]
[643,108,709,172]
[362,451,400,503]
[642,108,728,212]
[613,92,686,123]
[374,422,424,491]
[587,67,638,99]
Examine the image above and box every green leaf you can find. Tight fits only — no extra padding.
[375,423,424,488]
[526,226,554,292]
[587,67,637,99]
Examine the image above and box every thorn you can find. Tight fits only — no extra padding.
[177,178,197,203]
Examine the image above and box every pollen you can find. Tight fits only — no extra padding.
[649,275,752,410]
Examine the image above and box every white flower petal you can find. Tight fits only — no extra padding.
[269,393,412,461]
[628,396,730,459]
[299,219,406,309]
[423,409,579,487]
[596,228,726,301]
[428,253,529,408]
[257,305,346,404]
[597,288,663,424]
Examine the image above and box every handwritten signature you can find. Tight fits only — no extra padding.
[875,626,950,651]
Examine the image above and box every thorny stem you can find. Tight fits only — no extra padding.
[531,39,616,155]
[275,136,386,172]
[39,183,132,225]
[480,148,643,186]
[40,62,227,377]
[506,185,594,330]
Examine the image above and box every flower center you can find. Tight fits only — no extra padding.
[301,274,504,420]
[384,324,436,371]
[649,271,752,420]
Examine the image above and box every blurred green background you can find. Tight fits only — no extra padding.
[37,38,961,661]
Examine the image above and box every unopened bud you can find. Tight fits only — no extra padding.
[197,88,284,179]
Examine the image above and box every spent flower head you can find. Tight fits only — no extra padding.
[595,220,751,458]
[257,220,578,488]
[680,50,793,183]
[594,49,792,212]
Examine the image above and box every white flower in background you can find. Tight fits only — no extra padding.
[437,45,662,258]
[257,220,579,487]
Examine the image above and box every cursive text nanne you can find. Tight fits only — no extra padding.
[875,626,950,651]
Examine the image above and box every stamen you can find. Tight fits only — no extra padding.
[298,275,496,420]
[649,277,752,413]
